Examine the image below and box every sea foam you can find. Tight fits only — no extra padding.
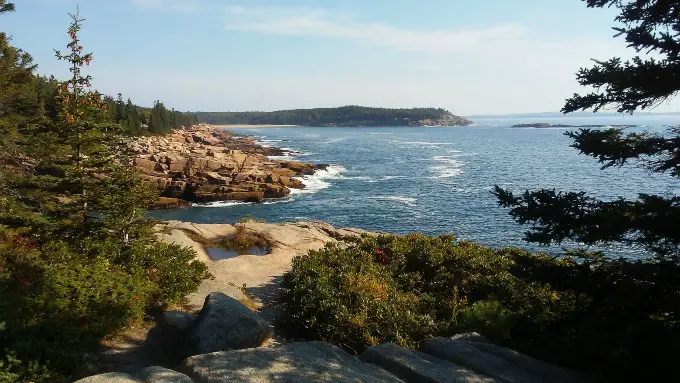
[290,165,347,195]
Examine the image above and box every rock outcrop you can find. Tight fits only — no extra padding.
[360,343,496,383]
[189,292,273,354]
[183,341,403,383]
[127,125,325,205]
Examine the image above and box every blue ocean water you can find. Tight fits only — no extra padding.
[151,115,680,258]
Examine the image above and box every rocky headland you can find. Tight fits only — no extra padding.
[511,122,638,128]
[126,124,326,207]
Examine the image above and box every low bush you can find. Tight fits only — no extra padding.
[0,229,210,382]
[217,225,271,255]
[282,233,680,381]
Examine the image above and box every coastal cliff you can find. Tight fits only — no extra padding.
[127,125,325,207]
[197,106,473,127]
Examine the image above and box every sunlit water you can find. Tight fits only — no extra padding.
[151,115,680,258]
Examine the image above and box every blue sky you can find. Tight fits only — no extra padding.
[3,0,677,114]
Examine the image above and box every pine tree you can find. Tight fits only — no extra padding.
[0,32,42,155]
[0,12,209,380]
[495,0,680,262]
[114,92,125,123]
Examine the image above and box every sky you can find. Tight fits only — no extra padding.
[3,0,678,115]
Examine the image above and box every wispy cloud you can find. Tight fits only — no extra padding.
[131,0,201,13]
[223,6,525,53]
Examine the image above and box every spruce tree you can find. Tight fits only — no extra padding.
[0,11,209,381]
[495,0,680,262]
[0,32,42,155]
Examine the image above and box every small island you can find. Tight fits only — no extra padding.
[197,106,472,127]
[511,122,639,128]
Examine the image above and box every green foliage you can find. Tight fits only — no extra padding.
[282,234,680,381]
[196,106,471,127]
[217,225,271,255]
[0,11,210,382]
[564,0,680,114]
[0,1,14,14]
[237,214,267,223]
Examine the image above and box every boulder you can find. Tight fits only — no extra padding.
[159,311,195,332]
[420,338,539,382]
[227,191,265,202]
[360,343,497,383]
[188,292,272,354]
[134,158,158,173]
[138,366,194,383]
[184,341,403,383]
[73,372,140,383]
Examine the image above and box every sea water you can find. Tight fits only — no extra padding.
[151,115,680,258]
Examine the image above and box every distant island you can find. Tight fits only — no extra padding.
[196,106,473,127]
[511,123,639,128]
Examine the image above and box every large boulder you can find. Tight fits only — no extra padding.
[420,338,540,382]
[183,341,403,383]
[73,372,140,383]
[359,343,497,383]
[188,292,272,354]
[138,366,194,383]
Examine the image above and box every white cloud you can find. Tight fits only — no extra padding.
[223,6,525,54]
[131,0,201,13]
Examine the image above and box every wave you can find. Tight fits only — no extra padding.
[368,196,417,206]
[197,200,252,208]
[321,137,348,144]
[429,155,465,179]
[196,198,291,208]
[401,141,454,146]
[290,165,347,195]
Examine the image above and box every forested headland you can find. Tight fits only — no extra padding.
[197,106,473,127]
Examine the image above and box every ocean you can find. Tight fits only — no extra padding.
[150,114,680,258]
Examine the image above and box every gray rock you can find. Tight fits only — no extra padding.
[189,292,272,354]
[359,343,498,383]
[160,311,195,332]
[420,338,539,382]
[73,372,141,383]
[184,341,403,382]
[463,341,592,383]
[451,332,489,343]
[138,366,194,383]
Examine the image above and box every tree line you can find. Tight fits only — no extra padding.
[102,94,199,135]
[197,106,458,126]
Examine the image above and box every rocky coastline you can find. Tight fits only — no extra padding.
[127,124,326,208]
[511,122,638,128]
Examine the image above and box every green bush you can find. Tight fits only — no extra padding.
[0,230,210,382]
[282,233,680,381]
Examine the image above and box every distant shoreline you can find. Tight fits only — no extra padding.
[213,124,299,128]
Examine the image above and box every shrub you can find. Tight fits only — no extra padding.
[217,225,271,255]
[282,233,680,381]
[0,230,210,382]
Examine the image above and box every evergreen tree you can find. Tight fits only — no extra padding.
[495,0,680,262]
[114,92,125,123]
[0,32,42,155]
[0,11,209,381]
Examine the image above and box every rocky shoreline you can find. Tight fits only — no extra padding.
[127,124,326,208]
[511,122,639,128]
